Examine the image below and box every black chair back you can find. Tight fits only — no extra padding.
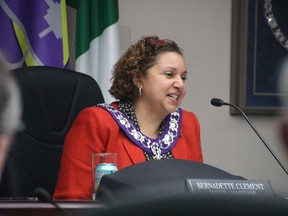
[0,66,104,197]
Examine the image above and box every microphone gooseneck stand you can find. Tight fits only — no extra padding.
[34,188,72,216]
[211,98,288,176]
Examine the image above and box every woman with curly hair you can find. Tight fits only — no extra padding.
[53,36,203,200]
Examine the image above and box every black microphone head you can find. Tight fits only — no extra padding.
[34,187,52,202]
[34,187,71,216]
[211,98,224,107]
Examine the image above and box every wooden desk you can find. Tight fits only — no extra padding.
[0,200,106,216]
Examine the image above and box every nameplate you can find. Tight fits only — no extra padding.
[185,179,274,197]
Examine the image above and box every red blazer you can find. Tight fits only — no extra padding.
[53,104,203,200]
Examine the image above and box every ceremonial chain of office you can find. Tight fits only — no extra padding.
[98,103,182,159]
[264,0,288,50]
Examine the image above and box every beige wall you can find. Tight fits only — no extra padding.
[67,0,288,197]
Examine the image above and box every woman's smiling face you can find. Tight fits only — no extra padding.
[139,51,187,116]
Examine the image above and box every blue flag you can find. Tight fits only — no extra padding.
[0,0,69,69]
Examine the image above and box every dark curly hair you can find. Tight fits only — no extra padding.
[109,36,183,102]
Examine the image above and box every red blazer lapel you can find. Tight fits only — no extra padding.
[171,136,188,159]
[123,139,146,164]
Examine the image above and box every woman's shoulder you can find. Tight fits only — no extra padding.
[181,109,199,124]
[181,109,197,117]
[78,102,119,118]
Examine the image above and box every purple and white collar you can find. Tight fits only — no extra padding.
[98,103,182,159]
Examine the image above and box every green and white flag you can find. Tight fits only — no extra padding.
[75,0,120,103]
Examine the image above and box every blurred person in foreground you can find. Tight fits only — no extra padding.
[53,36,203,200]
[0,54,22,180]
[278,57,288,152]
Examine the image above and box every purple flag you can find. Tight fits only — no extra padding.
[0,0,69,69]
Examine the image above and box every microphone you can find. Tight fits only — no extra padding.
[210,98,288,176]
[34,187,71,216]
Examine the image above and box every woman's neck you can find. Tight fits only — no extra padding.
[133,101,165,139]
[137,116,161,139]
